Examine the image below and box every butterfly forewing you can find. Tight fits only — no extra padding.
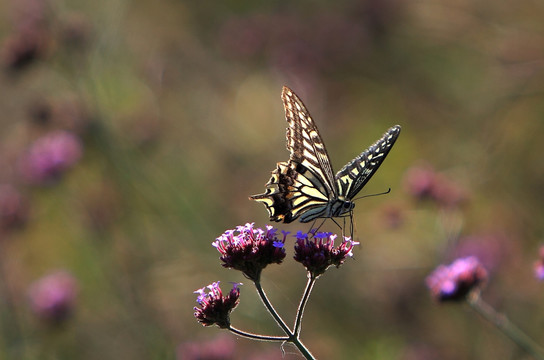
[335,125,401,201]
[282,87,337,197]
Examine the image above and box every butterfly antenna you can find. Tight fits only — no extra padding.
[353,188,391,202]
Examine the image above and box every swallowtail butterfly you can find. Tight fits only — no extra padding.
[250,86,401,227]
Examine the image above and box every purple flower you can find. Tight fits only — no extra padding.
[0,184,29,233]
[19,130,83,185]
[194,282,241,328]
[28,270,78,324]
[213,223,287,281]
[533,246,544,281]
[426,257,488,302]
[293,231,359,278]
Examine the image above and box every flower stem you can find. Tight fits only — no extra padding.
[228,326,288,342]
[294,274,316,336]
[467,292,544,360]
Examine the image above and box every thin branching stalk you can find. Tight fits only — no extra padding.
[228,326,288,342]
[467,292,544,360]
[294,274,317,336]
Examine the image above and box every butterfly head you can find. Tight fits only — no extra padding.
[331,197,355,217]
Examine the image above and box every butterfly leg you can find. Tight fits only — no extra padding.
[308,218,327,236]
[331,217,346,238]
[332,213,354,239]
[348,211,355,240]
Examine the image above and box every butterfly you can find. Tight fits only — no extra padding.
[249,86,401,230]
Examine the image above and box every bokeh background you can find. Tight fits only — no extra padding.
[0,0,543,359]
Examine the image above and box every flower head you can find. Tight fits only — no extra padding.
[213,223,287,281]
[19,130,83,185]
[28,270,78,324]
[194,282,241,328]
[293,231,359,278]
[426,256,488,302]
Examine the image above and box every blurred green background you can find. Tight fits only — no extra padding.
[0,0,543,359]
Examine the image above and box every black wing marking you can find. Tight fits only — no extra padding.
[335,125,401,200]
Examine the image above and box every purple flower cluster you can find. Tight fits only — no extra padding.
[426,257,488,302]
[194,282,241,328]
[19,130,83,185]
[213,223,287,281]
[28,270,78,324]
[294,231,359,278]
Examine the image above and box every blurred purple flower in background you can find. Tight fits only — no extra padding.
[177,334,236,360]
[1,30,48,71]
[403,163,467,208]
[28,270,78,324]
[28,97,91,134]
[0,0,50,72]
[0,184,29,233]
[19,130,83,185]
[403,164,436,199]
[216,2,403,77]
[533,246,544,280]
[426,256,488,302]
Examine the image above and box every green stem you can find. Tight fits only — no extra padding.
[228,326,288,342]
[467,292,544,360]
[294,274,316,336]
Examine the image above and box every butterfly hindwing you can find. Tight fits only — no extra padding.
[249,161,331,223]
